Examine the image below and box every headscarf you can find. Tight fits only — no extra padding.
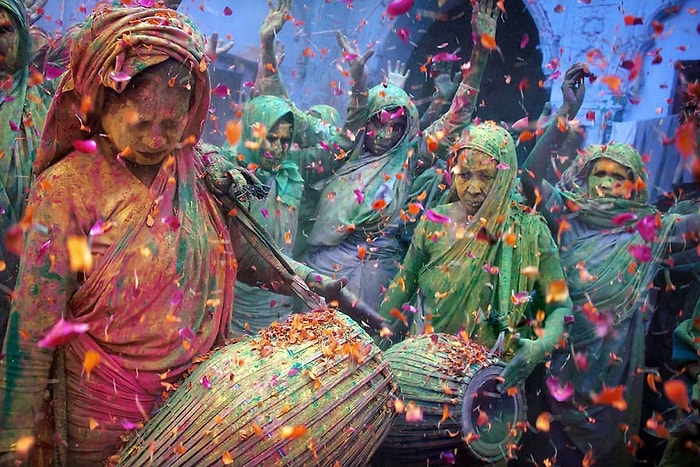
[309,84,420,245]
[410,122,548,339]
[237,95,303,208]
[36,1,209,173]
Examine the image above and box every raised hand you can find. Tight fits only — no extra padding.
[383,60,411,89]
[559,62,595,119]
[471,0,499,41]
[261,0,291,44]
[336,31,374,88]
[205,32,235,62]
[24,0,47,25]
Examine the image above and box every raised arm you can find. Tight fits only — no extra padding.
[420,66,460,131]
[521,62,592,205]
[335,31,373,145]
[252,0,292,99]
[422,0,499,160]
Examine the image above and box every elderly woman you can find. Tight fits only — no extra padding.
[377,121,572,389]
[0,4,364,464]
[521,66,700,465]
[0,0,52,348]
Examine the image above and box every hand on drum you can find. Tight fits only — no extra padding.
[306,274,392,336]
[497,333,545,391]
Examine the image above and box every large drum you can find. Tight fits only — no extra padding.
[118,310,398,466]
[375,333,526,465]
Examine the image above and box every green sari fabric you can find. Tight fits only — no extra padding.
[308,84,420,246]
[0,0,51,345]
[544,142,680,465]
[379,122,569,348]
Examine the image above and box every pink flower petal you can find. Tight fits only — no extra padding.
[201,375,211,389]
[520,33,530,49]
[636,215,657,242]
[628,243,652,262]
[432,52,461,63]
[223,6,233,16]
[121,419,140,430]
[212,84,230,98]
[38,318,89,348]
[109,71,132,83]
[546,376,574,402]
[178,326,195,341]
[89,219,108,236]
[44,63,64,80]
[161,215,181,231]
[397,28,410,43]
[261,208,269,219]
[611,212,637,226]
[386,0,414,17]
[496,162,510,170]
[73,139,97,153]
[425,209,450,224]
[9,120,18,131]
[353,188,364,204]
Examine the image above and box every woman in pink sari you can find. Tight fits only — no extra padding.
[0,3,336,464]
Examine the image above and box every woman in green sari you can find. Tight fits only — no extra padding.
[378,121,572,389]
[520,65,700,466]
[0,0,52,348]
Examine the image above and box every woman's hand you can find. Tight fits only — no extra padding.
[559,62,594,119]
[336,31,374,89]
[471,0,499,41]
[383,60,410,89]
[261,0,291,45]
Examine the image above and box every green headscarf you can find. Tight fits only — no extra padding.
[237,95,303,208]
[557,142,653,227]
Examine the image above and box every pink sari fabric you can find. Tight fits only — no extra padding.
[1,4,234,463]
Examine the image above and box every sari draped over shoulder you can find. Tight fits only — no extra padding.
[230,96,303,333]
[303,85,420,310]
[0,4,234,463]
[0,0,51,342]
[544,143,678,465]
[379,122,566,348]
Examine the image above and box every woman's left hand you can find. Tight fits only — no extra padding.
[499,335,545,390]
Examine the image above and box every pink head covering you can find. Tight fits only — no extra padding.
[36,2,211,174]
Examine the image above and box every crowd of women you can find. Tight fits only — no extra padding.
[0,0,699,465]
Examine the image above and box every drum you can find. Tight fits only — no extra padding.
[118,310,399,466]
[375,333,526,465]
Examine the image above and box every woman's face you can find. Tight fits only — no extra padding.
[587,157,634,199]
[452,149,497,216]
[0,9,20,74]
[101,74,191,166]
[365,108,407,156]
[258,118,292,171]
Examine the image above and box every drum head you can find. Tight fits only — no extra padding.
[461,363,526,462]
